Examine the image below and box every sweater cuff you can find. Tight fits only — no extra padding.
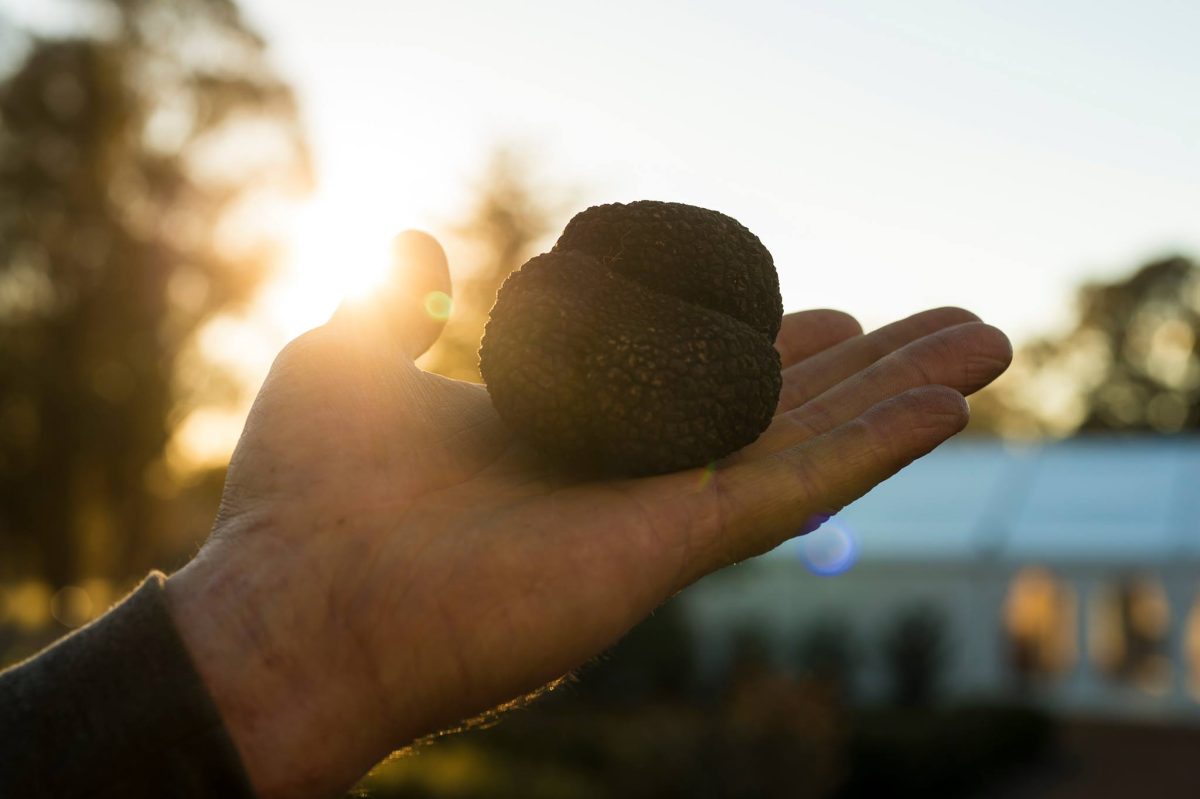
[0,571,256,798]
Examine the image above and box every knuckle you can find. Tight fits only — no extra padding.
[902,343,943,386]
[783,446,830,503]
[912,388,970,431]
[959,324,1012,387]
[871,339,941,389]
[865,330,899,363]
[790,399,833,439]
[849,413,899,464]
[962,351,1010,390]
[275,328,331,368]
[902,323,1002,390]
[776,381,805,412]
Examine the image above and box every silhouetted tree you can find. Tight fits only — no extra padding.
[0,0,309,586]
[421,146,576,381]
[968,255,1200,437]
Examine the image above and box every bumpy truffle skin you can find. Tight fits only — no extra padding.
[480,202,783,476]
[554,200,783,340]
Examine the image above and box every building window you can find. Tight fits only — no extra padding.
[1186,596,1200,700]
[1004,567,1077,681]
[1089,576,1170,695]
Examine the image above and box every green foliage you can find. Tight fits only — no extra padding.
[0,0,309,585]
[971,255,1200,437]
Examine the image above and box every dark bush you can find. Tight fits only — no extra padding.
[839,702,1055,798]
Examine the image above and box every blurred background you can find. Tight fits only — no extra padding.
[1,1,1199,796]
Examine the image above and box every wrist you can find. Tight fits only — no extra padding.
[164,537,388,798]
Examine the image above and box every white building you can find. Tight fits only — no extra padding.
[683,437,1200,722]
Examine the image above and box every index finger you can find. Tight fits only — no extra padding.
[651,385,970,589]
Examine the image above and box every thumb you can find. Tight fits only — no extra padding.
[388,230,453,358]
[331,230,453,359]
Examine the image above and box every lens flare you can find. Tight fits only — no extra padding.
[424,290,453,320]
[797,516,859,577]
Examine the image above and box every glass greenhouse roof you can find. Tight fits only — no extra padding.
[807,436,1200,564]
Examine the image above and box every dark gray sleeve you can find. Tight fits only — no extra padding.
[0,572,257,798]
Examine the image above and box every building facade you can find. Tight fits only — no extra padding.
[682,437,1200,722]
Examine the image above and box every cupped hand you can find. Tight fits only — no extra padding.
[166,233,1012,798]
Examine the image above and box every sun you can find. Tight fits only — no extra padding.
[171,191,406,473]
[263,192,397,338]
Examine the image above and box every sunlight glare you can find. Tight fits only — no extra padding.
[266,192,396,337]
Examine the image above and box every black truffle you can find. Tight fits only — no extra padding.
[479,201,783,476]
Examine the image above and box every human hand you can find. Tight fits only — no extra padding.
[166,232,1011,798]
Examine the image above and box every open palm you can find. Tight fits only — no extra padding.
[167,235,1011,799]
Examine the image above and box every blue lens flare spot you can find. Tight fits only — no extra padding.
[797,516,859,577]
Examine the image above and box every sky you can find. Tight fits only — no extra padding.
[3,0,1199,462]
[5,0,1198,341]
[230,0,1200,342]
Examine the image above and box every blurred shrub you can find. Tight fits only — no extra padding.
[881,605,948,708]
[568,596,697,705]
[358,680,847,799]
[709,672,847,799]
[794,616,859,700]
[840,703,1054,798]
[353,608,1056,799]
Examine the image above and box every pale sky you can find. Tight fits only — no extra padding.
[6,0,1199,341]
[235,0,1200,342]
[4,0,1200,462]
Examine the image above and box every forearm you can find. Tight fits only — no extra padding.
[0,572,255,799]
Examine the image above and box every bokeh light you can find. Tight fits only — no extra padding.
[50,585,93,628]
[424,290,453,321]
[1,581,53,631]
[796,516,859,577]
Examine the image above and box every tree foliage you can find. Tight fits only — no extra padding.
[970,255,1200,437]
[421,146,575,382]
[0,0,309,585]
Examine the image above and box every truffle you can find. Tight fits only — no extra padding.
[479,201,783,476]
